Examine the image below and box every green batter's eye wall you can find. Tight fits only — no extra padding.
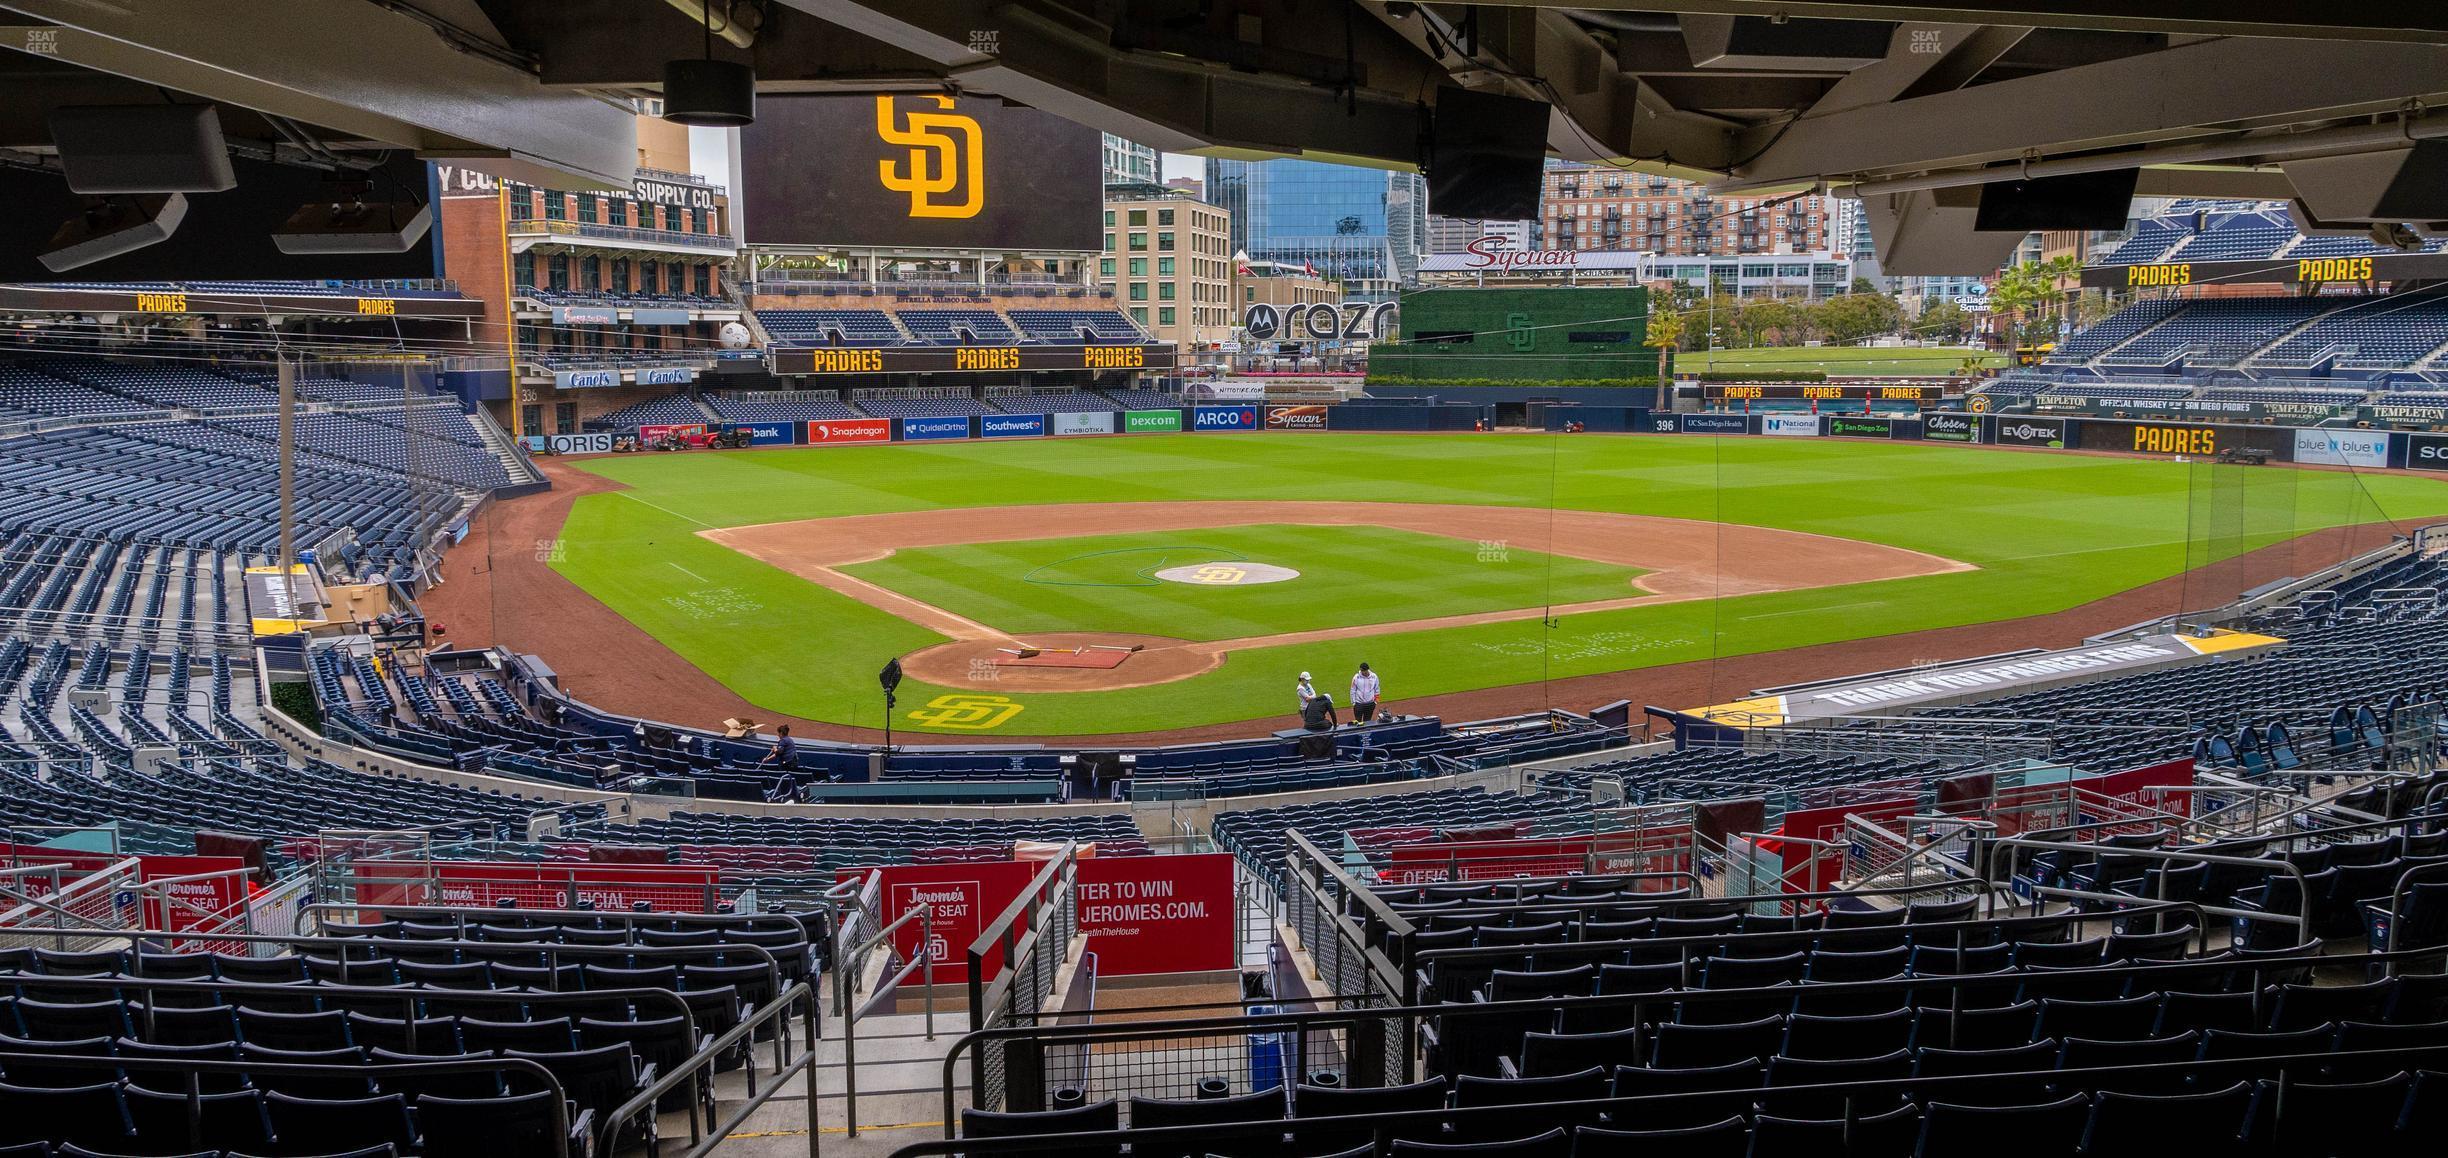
[1368,285,1663,388]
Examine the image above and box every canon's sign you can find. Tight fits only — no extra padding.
[1463,235,1584,271]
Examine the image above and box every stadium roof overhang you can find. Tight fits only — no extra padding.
[7,2,2447,274]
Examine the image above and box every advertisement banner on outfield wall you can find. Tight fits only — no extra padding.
[1826,416,1894,439]
[2409,434,2448,471]
[1191,405,1259,431]
[637,423,706,443]
[899,416,973,441]
[728,422,795,446]
[1991,417,2067,448]
[1125,409,1183,433]
[981,413,1047,438]
[1679,413,1750,435]
[1919,412,1977,443]
[519,432,614,454]
[806,418,891,445]
[1051,411,1117,435]
[1266,404,1330,430]
[2293,428,2389,468]
[1763,414,1821,437]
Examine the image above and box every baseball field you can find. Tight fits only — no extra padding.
[534,433,2448,737]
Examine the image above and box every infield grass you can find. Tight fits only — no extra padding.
[553,434,2448,735]
[841,524,1648,641]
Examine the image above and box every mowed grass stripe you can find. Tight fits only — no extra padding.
[560,434,2448,734]
[841,525,1647,641]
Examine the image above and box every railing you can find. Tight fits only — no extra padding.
[840,899,936,1136]
[967,843,1081,1112]
[513,218,736,250]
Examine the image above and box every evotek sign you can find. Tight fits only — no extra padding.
[875,95,984,219]
[1242,301,1399,342]
[1992,418,2066,448]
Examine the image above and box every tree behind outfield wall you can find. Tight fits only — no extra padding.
[1813,292,1903,345]
[1918,299,1972,344]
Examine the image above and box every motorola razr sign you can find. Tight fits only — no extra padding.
[1242,301,1399,342]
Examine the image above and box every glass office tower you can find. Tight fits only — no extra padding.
[1204,158,1427,300]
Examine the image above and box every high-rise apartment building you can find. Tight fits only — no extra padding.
[1102,134,1159,186]
[1204,158,1427,300]
[1099,185,1235,350]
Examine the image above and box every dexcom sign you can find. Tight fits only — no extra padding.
[2293,428,2388,469]
[1191,405,1258,431]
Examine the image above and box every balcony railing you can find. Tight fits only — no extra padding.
[511,219,734,251]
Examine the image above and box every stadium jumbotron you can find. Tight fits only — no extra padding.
[2,4,2448,1158]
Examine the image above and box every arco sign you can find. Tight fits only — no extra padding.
[1243,301,1399,342]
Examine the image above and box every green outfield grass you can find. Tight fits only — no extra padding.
[553,434,2448,735]
[840,524,1647,642]
[1680,345,2004,377]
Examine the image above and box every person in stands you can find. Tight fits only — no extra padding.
[759,724,796,768]
[1295,671,1317,714]
[1301,689,1339,732]
[1350,662,1381,723]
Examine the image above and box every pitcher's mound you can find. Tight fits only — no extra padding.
[1152,561,1300,586]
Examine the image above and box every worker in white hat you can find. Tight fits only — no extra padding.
[1295,671,1317,714]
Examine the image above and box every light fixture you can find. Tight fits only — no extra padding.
[664,2,755,127]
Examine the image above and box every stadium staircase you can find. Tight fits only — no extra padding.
[467,401,546,487]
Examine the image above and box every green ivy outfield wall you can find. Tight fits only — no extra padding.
[1368,285,1662,388]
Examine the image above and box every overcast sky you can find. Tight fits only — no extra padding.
[1162,153,1204,180]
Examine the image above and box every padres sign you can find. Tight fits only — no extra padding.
[907,694,1025,730]
[1153,562,1300,586]
[875,95,984,219]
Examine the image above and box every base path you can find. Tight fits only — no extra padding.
[700,501,1973,693]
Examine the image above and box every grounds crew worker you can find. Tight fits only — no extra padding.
[1301,690,1339,732]
[1350,663,1381,724]
[1296,671,1317,712]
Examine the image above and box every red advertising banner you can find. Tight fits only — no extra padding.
[1075,853,1236,975]
[837,859,1040,984]
[352,861,720,913]
[805,418,892,445]
[0,845,247,943]
[1989,760,2193,839]
[636,423,707,442]
[1377,829,1694,885]
[2090,760,2195,818]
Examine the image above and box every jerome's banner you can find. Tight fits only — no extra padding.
[1991,417,2066,448]
[2409,434,2448,471]
[636,423,705,443]
[832,860,1040,984]
[1763,414,1821,437]
[1265,404,1330,430]
[1827,416,1894,439]
[1075,853,1237,976]
[1680,413,1750,435]
[1191,405,1259,431]
[899,415,972,441]
[806,418,891,445]
[2293,428,2388,468]
[981,413,1046,438]
[728,422,794,446]
[1920,412,1977,443]
[1124,409,1183,433]
[1050,411,1116,436]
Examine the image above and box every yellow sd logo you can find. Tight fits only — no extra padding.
[1967,394,1990,414]
[1189,565,1248,584]
[875,95,984,220]
[907,694,1023,730]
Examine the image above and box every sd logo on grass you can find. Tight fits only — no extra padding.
[908,694,1024,730]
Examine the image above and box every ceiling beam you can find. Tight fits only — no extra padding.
[1497,1,2448,44]
[0,0,637,189]
[1734,36,2448,184]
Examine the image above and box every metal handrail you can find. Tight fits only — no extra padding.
[842,901,935,1137]
[933,943,2435,1136]
[1981,835,2315,945]
[599,978,819,1158]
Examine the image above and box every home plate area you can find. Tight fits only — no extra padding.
[995,642,1143,670]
